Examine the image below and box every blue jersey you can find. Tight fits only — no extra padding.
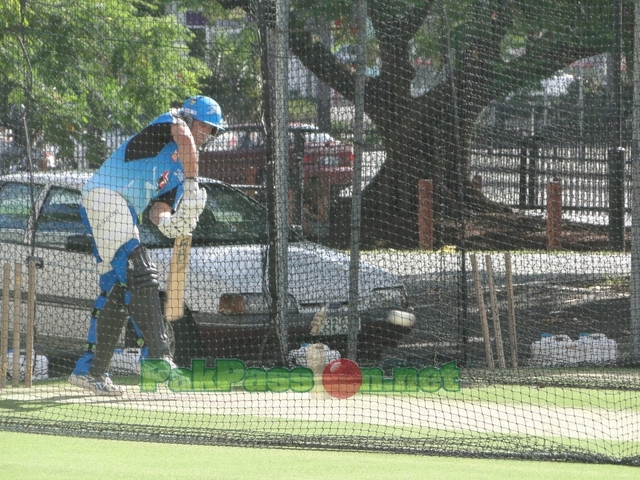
[83,113,186,216]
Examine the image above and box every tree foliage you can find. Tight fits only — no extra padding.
[0,0,207,166]
[201,27,263,124]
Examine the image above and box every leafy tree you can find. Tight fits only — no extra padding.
[212,0,630,247]
[0,0,207,167]
[201,27,263,124]
[177,0,263,123]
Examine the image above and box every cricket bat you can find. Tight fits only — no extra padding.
[165,235,192,322]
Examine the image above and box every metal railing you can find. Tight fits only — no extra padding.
[470,140,631,223]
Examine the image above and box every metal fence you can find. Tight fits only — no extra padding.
[470,141,632,223]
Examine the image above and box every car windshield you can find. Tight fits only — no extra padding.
[26,180,296,252]
[140,183,269,248]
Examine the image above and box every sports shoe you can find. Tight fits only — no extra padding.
[69,373,125,397]
[162,356,178,369]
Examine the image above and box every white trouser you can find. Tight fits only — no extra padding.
[82,188,140,274]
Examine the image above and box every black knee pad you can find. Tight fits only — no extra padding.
[91,285,128,376]
[127,246,171,359]
[127,245,159,289]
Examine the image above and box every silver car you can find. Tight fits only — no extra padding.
[0,172,416,372]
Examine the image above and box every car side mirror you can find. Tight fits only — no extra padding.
[65,234,94,253]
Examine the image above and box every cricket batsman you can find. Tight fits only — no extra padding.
[70,95,223,395]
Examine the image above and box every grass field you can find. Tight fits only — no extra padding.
[1,430,639,480]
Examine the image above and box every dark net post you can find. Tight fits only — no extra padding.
[518,138,527,208]
[291,130,305,226]
[608,147,625,251]
[527,137,539,208]
[418,179,434,250]
[547,178,562,251]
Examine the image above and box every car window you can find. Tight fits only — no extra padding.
[35,187,88,247]
[196,184,266,243]
[0,182,42,243]
[140,183,268,247]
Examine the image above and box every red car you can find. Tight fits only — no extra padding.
[199,123,354,195]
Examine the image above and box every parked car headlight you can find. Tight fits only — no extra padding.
[219,293,299,315]
[386,310,416,327]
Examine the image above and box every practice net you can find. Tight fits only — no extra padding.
[0,0,639,466]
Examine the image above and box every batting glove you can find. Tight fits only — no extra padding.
[157,179,207,238]
[310,306,327,336]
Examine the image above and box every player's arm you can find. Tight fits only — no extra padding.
[151,174,207,237]
[171,118,198,179]
[152,188,206,238]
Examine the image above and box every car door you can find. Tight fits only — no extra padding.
[31,186,99,348]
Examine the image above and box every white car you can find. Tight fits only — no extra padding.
[0,172,416,373]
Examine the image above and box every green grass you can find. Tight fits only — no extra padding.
[1,430,639,480]
[451,385,639,411]
[357,386,639,411]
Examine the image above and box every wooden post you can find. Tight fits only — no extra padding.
[25,261,36,387]
[472,174,482,194]
[547,178,562,251]
[302,173,330,238]
[314,173,330,225]
[243,166,258,200]
[288,189,294,225]
[470,254,494,370]
[244,166,257,185]
[303,172,331,224]
[12,263,21,387]
[504,253,518,368]
[418,179,434,250]
[0,264,10,388]
[485,255,506,369]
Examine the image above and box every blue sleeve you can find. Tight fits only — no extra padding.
[149,112,178,126]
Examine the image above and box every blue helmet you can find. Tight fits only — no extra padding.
[181,95,224,130]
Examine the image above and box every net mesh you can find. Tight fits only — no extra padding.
[0,0,639,465]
